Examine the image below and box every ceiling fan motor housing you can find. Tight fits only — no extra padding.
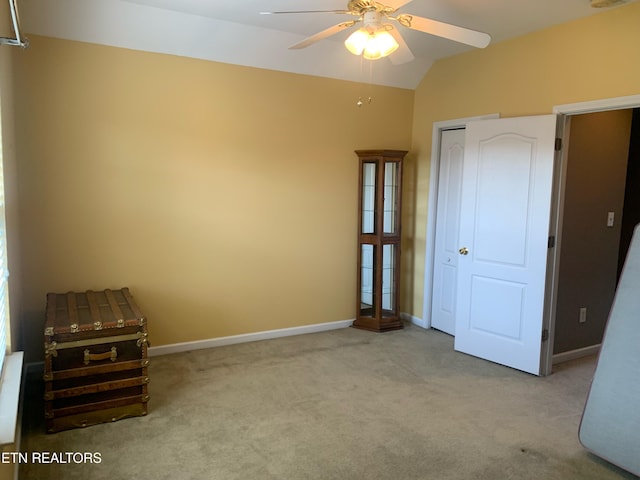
[348,0,393,14]
[362,11,385,31]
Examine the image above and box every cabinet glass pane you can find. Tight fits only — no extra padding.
[362,162,376,234]
[360,244,375,316]
[383,162,399,234]
[382,244,396,312]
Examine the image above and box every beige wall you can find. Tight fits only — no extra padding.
[407,2,640,320]
[8,2,640,362]
[11,36,414,360]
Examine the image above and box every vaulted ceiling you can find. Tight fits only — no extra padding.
[18,0,638,89]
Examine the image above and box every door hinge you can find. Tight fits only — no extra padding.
[548,236,555,248]
[555,138,562,151]
[542,329,549,342]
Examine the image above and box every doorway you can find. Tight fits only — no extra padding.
[553,108,638,359]
[422,94,640,375]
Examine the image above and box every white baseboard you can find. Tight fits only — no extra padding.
[402,312,427,329]
[552,344,601,365]
[148,318,355,357]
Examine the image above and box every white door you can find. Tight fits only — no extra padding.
[431,129,466,335]
[454,115,557,375]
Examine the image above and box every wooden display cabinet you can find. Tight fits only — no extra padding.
[353,150,406,332]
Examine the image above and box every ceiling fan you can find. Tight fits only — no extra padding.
[261,0,491,64]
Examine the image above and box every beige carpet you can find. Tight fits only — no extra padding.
[18,325,637,479]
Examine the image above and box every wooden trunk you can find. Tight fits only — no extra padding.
[44,288,150,433]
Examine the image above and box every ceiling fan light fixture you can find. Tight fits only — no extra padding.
[364,29,399,59]
[344,28,370,55]
[344,27,399,60]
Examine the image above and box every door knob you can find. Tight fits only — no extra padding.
[459,247,469,255]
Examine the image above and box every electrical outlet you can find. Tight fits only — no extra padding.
[579,307,587,324]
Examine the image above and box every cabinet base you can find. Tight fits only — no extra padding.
[351,318,404,333]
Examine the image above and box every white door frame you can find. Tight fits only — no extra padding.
[421,114,499,329]
[421,94,640,376]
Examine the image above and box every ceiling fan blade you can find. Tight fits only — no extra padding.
[289,21,357,50]
[260,10,352,15]
[388,26,414,65]
[397,14,491,48]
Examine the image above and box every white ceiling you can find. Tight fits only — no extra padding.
[17,0,637,89]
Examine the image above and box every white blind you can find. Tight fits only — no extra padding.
[0,109,9,375]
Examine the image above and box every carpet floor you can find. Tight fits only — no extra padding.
[18,325,638,479]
